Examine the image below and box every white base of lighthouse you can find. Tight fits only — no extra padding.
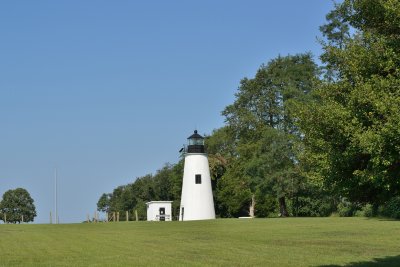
[179,153,215,221]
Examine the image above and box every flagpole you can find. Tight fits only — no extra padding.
[55,168,58,224]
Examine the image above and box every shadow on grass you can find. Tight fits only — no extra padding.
[364,216,399,222]
[319,255,400,267]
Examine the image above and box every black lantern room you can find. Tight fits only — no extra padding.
[187,130,205,153]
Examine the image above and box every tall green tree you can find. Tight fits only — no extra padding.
[221,53,319,216]
[217,127,300,217]
[297,0,400,205]
[0,188,37,223]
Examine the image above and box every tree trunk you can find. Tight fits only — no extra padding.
[249,194,256,218]
[278,196,289,217]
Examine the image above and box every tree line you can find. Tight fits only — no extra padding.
[98,0,400,220]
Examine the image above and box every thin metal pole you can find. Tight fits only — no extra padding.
[55,168,58,224]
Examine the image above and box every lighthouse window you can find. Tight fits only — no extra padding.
[195,174,202,184]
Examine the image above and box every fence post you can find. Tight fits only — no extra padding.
[135,210,138,221]
[117,212,120,222]
[4,213,6,223]
[113,212,116,222]
[21,215,24,223]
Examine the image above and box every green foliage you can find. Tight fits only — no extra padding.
[205,127,235,216]
[293,185,337,217]
[215,127,302,217]
[220,53,319,217]
[362,204,374,217]
[135,200,147,221]
[337,198,357,217]
[319,2,350,48]
[297,0,400,206]
[205,126,236,160]
[0,188,36,223]
[215,165,252,217]
[96,193,111,213]
[337,203,353,217]
[380,197,400,219]
[254,185,278,217]
[222,53,319,137]
[355,204,374,217]
[294,196,333,217]
[98,161,183,220]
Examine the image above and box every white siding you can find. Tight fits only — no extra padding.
[179,153,216,221]
[146,201,173,221]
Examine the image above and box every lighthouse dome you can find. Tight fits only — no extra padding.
[187,130,205,153]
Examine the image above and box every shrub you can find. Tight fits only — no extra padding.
[355,204,374,217]
[362,204,374,217]
[381,197,400,219]
[294,196,334,217]
[354,210,364,217]
[255,194,277,218]
[291,185,337,217]
[377,205,385,216]
[337,202,352,217]
[337,199,356,217]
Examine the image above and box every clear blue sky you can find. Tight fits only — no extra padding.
[0,1,335,223]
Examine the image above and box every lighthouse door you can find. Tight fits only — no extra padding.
[159,207,165,221]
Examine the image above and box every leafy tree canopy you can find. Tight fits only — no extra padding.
[219,53,319,217]
[297,0,400,204]
[0,188,37,223]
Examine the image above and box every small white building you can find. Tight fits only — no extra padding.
[146,201,173,221]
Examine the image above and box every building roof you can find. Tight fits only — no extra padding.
[187,130,203,139]
[146,201,173,205]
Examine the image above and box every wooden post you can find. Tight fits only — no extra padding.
[135,210,138,221]
[87,214,90,223]
[126,211,129,222]
[50,212,52,224]
[21,215,24,223]
[4,213,6,223]
[113,212,116,222]
[117,212,120,222]
[106,212,108,222]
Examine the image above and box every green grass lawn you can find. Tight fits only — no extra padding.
[0,217,399,266]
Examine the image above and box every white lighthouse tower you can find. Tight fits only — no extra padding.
[179,130,215,221]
